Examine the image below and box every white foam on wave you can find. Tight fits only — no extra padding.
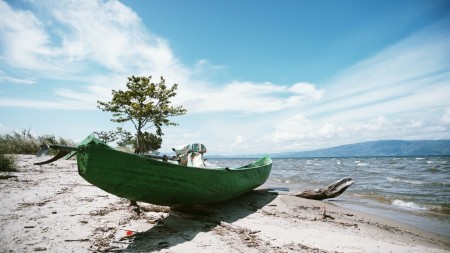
[204,161,220,168]
[438,181,450,186]
[274,178,291,184]
[386,177,423,185]
[392,200,427,211]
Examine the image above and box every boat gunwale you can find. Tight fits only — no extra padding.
[77,137,272,172]
[124,152,272,172]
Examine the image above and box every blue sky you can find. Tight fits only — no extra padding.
[1,0,450,155]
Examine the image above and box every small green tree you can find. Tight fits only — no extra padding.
[93,127,135,147]
[93,130,118,144]
[97,76,187,153]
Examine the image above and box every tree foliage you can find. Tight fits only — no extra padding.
[93,127,135,147]
[93,130,118,144]
[97,76,186,153]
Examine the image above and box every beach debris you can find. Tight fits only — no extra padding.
[97,245,120,252]
[157,241,170,248]
[139,204,171,213]
[90,226,117,252]
[0,174,18,180]
[216,221,261,245]
[129,200,141,214]
[64,238,89,242]
[118,229,143,241]
[321,205,334,220]
[17,199,52,209]
[288,177,355,200]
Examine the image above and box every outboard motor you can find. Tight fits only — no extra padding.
[172,143,207,167]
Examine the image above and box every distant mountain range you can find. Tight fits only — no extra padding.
[271,140,450,158]
[207,140,450,158]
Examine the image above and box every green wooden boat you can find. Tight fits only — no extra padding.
[35,135,272,206]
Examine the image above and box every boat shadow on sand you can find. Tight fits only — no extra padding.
[122,189,277,252]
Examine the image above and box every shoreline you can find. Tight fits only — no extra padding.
[330,197,450,237]
[261,156,450,238]
[1,155,449,252]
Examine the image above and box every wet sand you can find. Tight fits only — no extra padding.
[1,155,449,252]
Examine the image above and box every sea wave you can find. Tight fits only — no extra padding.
[273,178,291,184]
[353,193,392,205]
[392,200,427,211]
[428,205,450,215]
[386,177,423,185]
[424,167,441,173]
[435,181,450,187]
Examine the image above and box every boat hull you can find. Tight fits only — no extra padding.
[76,139,272,206]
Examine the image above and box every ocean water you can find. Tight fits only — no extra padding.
[207,156,450,236]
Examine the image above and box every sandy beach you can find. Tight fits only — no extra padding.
[1,155,449,252]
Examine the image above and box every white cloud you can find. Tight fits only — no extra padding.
[306,20,450,122]
[259,21,450,152]
[405,119,424,129]
[0,0,323,115]
[318,122,337,137]
[252,19,450,151]
[0,2,55,71]
[179,80,323,114]
[230,135,243,148]
[289,82,323,99]
[51,0,178,74]
[0,98,91,110]
[0,0,185,79]
[258,110,449,153]
[441,108,450,124]
[191,59,226,79]
[0,73,35,84]
[0,123,12,135]
[363,116,389,131]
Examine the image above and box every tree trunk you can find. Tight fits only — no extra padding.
[135,130,143,154]
[281,178,354,200]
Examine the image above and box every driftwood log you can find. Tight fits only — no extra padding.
[280,177,355,200]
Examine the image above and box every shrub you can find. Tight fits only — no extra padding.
[0,154,17,172]
[0,129,74,155]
